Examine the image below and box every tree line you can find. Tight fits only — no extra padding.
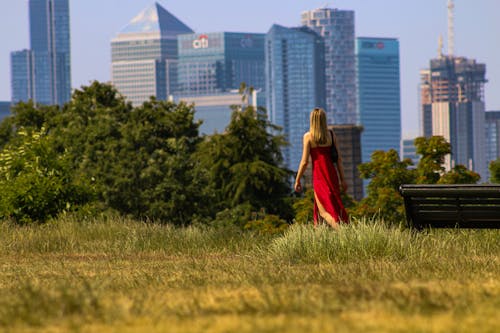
[0,81,499,228]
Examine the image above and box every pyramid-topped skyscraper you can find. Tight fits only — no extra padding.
[111,2,193,105]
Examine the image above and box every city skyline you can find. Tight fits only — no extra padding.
[1,0,499,138]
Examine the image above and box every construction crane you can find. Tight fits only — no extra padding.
[448,0,455,56]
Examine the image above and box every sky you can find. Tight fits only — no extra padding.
[1,0,499,138]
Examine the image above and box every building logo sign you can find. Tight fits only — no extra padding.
[193,34,209,49]
[240,35,254,48]
[362,41,385,49]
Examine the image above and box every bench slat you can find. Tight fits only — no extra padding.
[410,198,500,205]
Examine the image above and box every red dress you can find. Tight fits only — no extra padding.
[310,145,348,225]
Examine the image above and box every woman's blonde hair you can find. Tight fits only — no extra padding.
[310,107,328,144]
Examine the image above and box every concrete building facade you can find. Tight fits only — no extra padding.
[111,3,193,106]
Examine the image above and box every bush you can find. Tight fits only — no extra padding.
[245,212,289,235]
[0,128,93,224]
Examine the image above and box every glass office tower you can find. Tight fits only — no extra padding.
[484,111,500,180]
[176,32,265,97]
[111,3,193,106]
[301,8,357,125]
[356,37,401,164]
[11,0,71,105]
[265,24,326,170]
[11,50,33,103]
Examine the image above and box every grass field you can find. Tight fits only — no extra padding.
[0,215,499,332]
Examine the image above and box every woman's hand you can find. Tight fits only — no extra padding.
[294,180,302,193]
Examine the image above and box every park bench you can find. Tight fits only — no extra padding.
[399,184,500,229]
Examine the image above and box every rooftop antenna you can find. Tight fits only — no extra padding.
[438,34,444,58]
[447,0,455,56]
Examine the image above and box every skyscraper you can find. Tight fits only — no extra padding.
[11,0,71,105]
[485,110,500,167]
[265,24,326,170]
[111,3,193,106]
[176,32,265,98]
[420,56,487,178]
[174,91,258,135]
[401,138,420,167]
[356,37,401,164]
[301,8,357,125]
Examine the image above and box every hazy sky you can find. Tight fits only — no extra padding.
[1,0,499,137]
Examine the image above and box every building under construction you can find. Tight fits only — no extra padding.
[419,0,488,178]
[420,56,487,178]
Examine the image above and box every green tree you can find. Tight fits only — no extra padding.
[438,165,480,184]
[414,136,451,184]
[0,100,59,148]
[353,149,416,223]
[0,128,92,224]
[489,159,500,183]
[197,102,292,222]
[103,98,203,224]
[54,82,204,224]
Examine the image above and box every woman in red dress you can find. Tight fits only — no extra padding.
[294,108,348,228]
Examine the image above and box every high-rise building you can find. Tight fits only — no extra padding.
[420,56,487,178]
[265,24,326,170]
[401,138,420,168]
[301,8,357,125]
[111,3,193,106]
[331,125,364,201]
[485,110,500,166]
[174,91,258,135]
[11,50,33,103]
[11,0,71,105]
[176,32,265,99]
[356,37,401,165]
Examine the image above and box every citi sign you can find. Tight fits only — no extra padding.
[192,35,209,49]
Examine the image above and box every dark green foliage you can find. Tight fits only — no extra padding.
[414,136,451,184]
[100,98,203,224]
[292,189,315,224]
[196,103,292,221]
[0,128,93,224]
[439,165,480,184]
[0,117,14,148]
[353,149,416,223]
[490,159,500,183]
[244,213,288,235]
[351,136,482,224]
[0,81,294,226]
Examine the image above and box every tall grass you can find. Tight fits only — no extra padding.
[0,215,499,332]
[267,217,500,264]
[0,214,266,256]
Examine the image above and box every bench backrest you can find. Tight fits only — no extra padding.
[399,184,500,229]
